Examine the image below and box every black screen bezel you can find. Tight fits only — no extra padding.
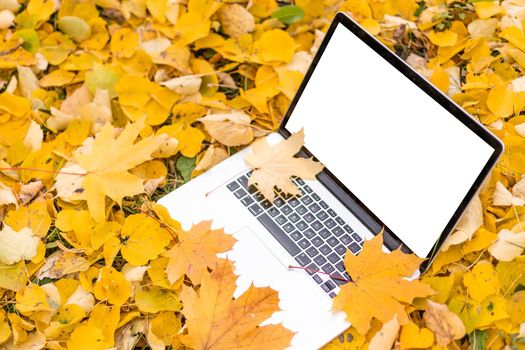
[278,12,504,271]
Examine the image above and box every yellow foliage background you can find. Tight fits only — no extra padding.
[0,0,525,348]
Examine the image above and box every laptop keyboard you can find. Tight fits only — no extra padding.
[227,172,365,298]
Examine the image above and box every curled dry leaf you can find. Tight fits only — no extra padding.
[493,181,525,206]
[198,111,254,147]
[194,145,228,173]
[488,229,525,261]
[423,300,466,346]
[244,129,324,202]
[442,196,483,250]
[160,75,202,95]
[216,4,255,38]
[368,314,400,350]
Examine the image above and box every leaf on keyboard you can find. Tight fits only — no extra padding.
[333,233,435,334]
[244,129,323,202]
[180,259,294,350]
[164,221,236,285]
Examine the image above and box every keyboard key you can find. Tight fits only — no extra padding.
[306,263,317,275]
[329,292,336,298]
[295,253,311,266]
[301,196,313,205]
[349,243,361,254]
[322,280,336,292]
[283,223,294,233]
[303,185,313,193]
[313,275,323,284]
[340,234,352,245]
[319,244,331,255]
[343,225,354,233]
[332,227,345,237]
[316,211,329,221]
[303,228,315,239]
[296,221,308,231]
[281,205,293,215]
[311,220,323,230]
[332,273,347,286]
[268,208,279,217]
[319,228,331,239]
[319,201,329,209]
[306,247,319,257]
[327,253,339,264]
[253,192,265,202]
[296,205,307,215]
[327,209,337,217]
[311,237,324,247]
[227,181,240,191]
[248,204,263,216]
[327,237,339,247]
[274,198,285,207]
[257,214,300,256]
[290,231,303,241]
[303,213,315,223]
[289,198,300,207]
[298,238,311,249]
[238,176,249,188]
[314,255,327,266]
[336,261,345,272]
[261,200,272,209]
[312,193,321,201]
[335,245,346,255]
[295,178,305,186]
[289,213,300,223]
[234,188,247,198]
[325,218,336,229]
[322,264,335,274]
[241,196,254,206]
[275,215,287,225]
[335,217,345,225]
[352,233,363,242]
[309,203,321,213]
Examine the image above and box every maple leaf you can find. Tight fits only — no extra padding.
[333,233,435,334]
[244,129,323,202]
[164,221,236,285]
[180,259,294,350]
[55,119,166,222]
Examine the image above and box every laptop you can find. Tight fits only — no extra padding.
[158,11,503,350]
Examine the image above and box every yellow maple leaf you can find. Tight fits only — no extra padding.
[164,221,236,285]
[55,119,166,222]
[180,259,294,350]
[333,233,435,334]
[244,129,323,202]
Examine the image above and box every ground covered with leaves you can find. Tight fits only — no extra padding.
[0,0,525,348]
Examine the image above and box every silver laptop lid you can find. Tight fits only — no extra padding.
[281,13,503,261]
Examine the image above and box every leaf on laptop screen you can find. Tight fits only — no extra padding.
[244,128,323,202]
[333,233,435,334]
[180,259,294,350]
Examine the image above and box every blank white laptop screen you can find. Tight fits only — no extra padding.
[285,23,495,257]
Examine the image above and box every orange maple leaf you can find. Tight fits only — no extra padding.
[164,221,236,285]
[180,259,295,350]
[333,233,435,334]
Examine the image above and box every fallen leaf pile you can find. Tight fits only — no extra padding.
[0,0,525,348]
